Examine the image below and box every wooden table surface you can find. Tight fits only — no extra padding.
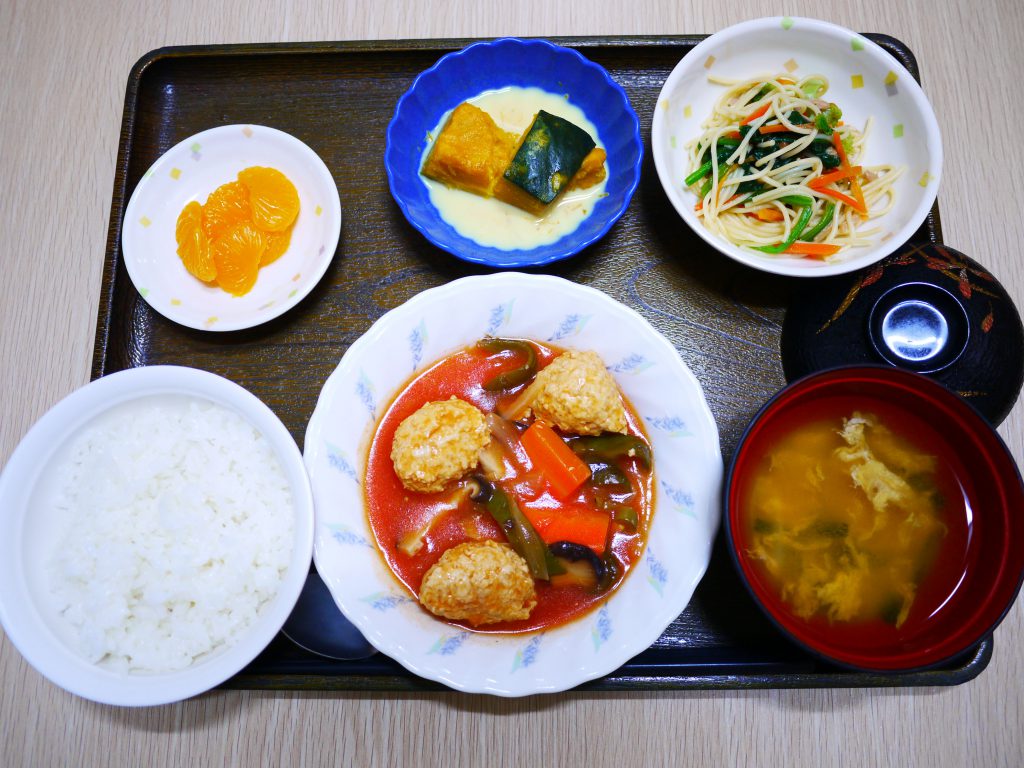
[2,1,1022,765]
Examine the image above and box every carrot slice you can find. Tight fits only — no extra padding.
[520,421,591,500]
[785,242,842,258]
[757,123,793,134]
[519,503,611,555]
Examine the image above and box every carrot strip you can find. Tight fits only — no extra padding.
[785,242,842,259]
[724,130,741,140]
[808,166,863,188]
[814,186,861,210]
[712,165,738,207]
[831,132,868,214]
[832,129,852,166]
[695,193,742,212]
[785,242,842,257]
[740,103,771,125]
[757,124,793,134]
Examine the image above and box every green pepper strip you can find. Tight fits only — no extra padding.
[476,338,537,392]
[590,463,632,491]
[544,548,566,577]
[611,506,639,531]
[754,201,814,254]
[684,160,713,187]
[687,139,742,187]
[776,195,815,208]
[799,202,836,242]
[569,434,652,470]
[698,162,730,199]
[599,553,619,591]
[482,485,556,579]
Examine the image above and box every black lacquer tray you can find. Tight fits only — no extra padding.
[94,35,989,691]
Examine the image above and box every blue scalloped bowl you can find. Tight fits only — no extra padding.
[385,38,643,268]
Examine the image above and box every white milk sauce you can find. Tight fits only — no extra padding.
[421,86,608,250]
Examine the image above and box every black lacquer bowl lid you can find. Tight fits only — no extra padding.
[781,242,1024,425]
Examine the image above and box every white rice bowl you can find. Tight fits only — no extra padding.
[49,396,294,673]
[305,273,723,696]
[0,366,314,706]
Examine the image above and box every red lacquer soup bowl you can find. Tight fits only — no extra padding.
[725,366,1024,671]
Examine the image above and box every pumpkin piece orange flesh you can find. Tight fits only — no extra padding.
[421,102,519,197]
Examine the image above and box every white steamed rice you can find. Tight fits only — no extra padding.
[48,394,294,673]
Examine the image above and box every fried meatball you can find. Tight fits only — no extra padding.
[529,350,627,436]
[418,541,537,625]
[391,397,489,493]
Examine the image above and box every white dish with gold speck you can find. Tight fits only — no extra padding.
[651,17,942,277]
[122,125,342,331]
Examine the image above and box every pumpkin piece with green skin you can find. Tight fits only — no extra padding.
[499,110,596,207]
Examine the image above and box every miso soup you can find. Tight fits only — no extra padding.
[741,407,972,632]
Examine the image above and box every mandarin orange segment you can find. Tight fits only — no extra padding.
[175,201,216,282]
[261,224,293,266]
[177,167,299,295]
[212,221,266,296]
[238,166,300,233]
[202,181,251,241]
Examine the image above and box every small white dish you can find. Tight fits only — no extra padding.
[304,273,723,696]
[0,366,314,706]
[122,125,342,331]
[652,17,942,277]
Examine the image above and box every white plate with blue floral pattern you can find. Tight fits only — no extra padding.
[122,124,342,331]
[304,273,723,696]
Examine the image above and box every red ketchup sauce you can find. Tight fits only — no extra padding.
[364,341,653,633]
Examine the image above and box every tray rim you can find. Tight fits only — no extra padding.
[93,34,981,693]
[226,640,992,692]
